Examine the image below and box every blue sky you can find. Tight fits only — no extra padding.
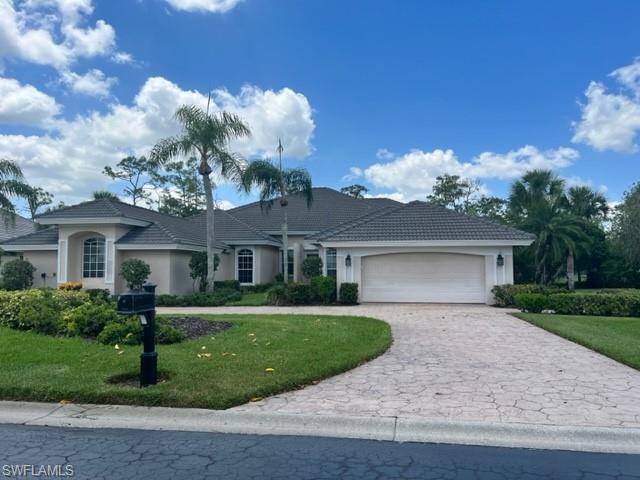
[1,0,639,211]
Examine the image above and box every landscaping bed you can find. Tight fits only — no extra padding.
[0,314,392,409]
[165,317,232,340]
[514,312,640,370]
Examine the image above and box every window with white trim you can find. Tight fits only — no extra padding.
[83,238,105,278]
[326,248,337,278]
[237,249,254,284]
[280,249,294,281]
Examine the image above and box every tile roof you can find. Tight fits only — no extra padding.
[228,187,403,232]
[186,210,281,245]
[1,226,58,246]
[313,201,536,242]
[0,212,38,242]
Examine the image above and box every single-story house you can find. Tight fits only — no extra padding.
[0,187,534,303]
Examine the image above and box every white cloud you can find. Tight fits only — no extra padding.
[341,166,363,182]
[216,199,234,210]
[359,145,578,201]
[0,76,315,204]
[164,0,243,13]
[572,59,640,152]
[0,76,60,125]
[61,68,117,97]
[111,51,134,64]
[376,148,395,160]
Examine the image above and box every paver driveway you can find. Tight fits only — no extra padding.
[158,304,640,428]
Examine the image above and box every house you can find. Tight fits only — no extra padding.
[0,212,37,243]
[0,187,534,303]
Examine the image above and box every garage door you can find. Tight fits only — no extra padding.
[361,253,485,303]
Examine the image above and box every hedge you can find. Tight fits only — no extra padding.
[514,291,640,317]
[492,284,568,307]
[339,283,359,305]
[264,276,337,306]
[155,288,242,307]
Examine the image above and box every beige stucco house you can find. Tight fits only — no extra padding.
[0,187,534,303]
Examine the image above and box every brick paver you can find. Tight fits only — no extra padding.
[159,304,640,428]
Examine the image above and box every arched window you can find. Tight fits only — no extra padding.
[83,237,105,278]
[237,249,253,284]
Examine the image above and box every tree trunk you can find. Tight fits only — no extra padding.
[202,172,216,292]
[567,251,575,290]
[282,203,288,284]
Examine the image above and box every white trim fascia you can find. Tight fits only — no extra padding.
[116,243,210,252]
[225,240,281,247]
[319,240,534,247]
[37,217,151,227]
[0,244,57,251]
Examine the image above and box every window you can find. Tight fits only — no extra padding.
[83,238,105,278]
[326,248,337,278]
[305,250,319,258]
[237,249,254,284]
[280,249,294,281]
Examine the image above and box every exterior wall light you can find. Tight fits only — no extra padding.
[496,254,504,267]
[345,254,352,267]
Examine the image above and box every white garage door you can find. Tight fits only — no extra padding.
[361,253,485,303]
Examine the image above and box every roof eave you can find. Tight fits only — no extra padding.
[38,217,151,227]
[318,239,535,247]
[0,244,58,251]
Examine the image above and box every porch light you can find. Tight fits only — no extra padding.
[345,254,352,267]
[496,254,504,267]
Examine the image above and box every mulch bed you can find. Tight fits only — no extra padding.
[165,317,233,340]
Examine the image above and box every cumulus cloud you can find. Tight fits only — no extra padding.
[572,58,640,152]
[60,68,117,97]
[164,0,243,13]
[341,166,363,182]
[0,0,121,96]
[0,76,315,203]
[358,145,578,202]
[0,76,60,125]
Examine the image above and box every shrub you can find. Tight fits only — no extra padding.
[155,294,183,307]
[59,281,83,291]
[156,321,185,344]
[85,288,111,303]
[339,283,359,305]
[274,273,284,283]
[241,283,272,293]
[120,258,151,290]
[302,257,323,279]
[514,293,547,313]
[53,289,90,309]
[16,291,60,334]
[546,293,640,317]
[266,283,288,306]
[310,276,336,304]
[60,303,119,337]
[1,259,36,290]
[287,283,313,305]
[214,280,241,291]
[96,318,142,346]
[492,284,567,307]
[189,252,220,292]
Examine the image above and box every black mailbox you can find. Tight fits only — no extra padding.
[117,291,155,314]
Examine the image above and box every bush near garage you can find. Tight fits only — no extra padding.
[265,277,338,306]
[514,291,640,317]
[0,259,36,290]
[155,288,242,307]
[287,283,314,305]
[339,283,359,305]
[310,276,336,304]
[492,284,568,307]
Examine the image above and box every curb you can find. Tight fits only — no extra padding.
[1,401,640,454]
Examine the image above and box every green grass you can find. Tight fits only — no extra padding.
[228,292,268,306]
[514,313,640,370]
[0,314,391,409]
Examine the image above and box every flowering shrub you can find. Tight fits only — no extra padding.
[59,282,83,291]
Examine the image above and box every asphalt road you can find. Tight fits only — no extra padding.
[1,424,639,479]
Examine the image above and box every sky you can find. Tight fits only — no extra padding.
[1,0,639,212]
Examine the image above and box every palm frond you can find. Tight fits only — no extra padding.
[0,159,24,179]
[284,168,313,207]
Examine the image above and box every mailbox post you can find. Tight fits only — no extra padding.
[116,284,157,387]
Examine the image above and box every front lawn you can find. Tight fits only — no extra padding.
[0,314,391,409]
[228,291,268,306]
[514,313,640,370]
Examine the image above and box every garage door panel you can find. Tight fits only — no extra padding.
[361,253,485,303]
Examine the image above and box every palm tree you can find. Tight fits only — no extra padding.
[242,159,313,283]
[93,190,119,200]
[508,169,566,221]
[566,186,609,222]
[150,105,250,292]
[0,159,31,224]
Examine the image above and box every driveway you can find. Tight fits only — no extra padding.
[158,304,640,428]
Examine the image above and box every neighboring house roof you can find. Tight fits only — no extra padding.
[228,187,403,233]
[0,212,38,242]
[187,210,281,245]
[313,201,536,242]
[1,226,58,246]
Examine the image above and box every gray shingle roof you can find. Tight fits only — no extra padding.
[0,212,38,242]
[1,226,58,246]
[228,187,403,233]
[313,201,536,242]
[186,210,281,245]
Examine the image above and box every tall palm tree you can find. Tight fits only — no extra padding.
[150,105,250,292]
[0,159,31,224]
[508,169,566,221]
[566,185,609,222]
[242,159,313,283]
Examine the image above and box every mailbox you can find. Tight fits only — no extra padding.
[117,291,155,314]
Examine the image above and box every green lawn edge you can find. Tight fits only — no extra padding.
[512,312,640,370]
[0,313,392,409]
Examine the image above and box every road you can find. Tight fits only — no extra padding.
[1,424,639,479]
